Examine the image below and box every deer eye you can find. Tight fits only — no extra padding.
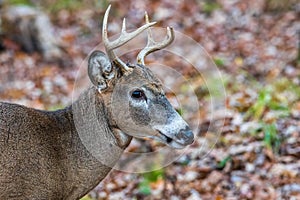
[131,90,146,100]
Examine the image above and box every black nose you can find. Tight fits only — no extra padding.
[177,127,194,145]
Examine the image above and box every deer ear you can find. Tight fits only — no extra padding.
[88,51,115,92]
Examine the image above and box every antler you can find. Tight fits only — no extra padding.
[103,5,156,72]
[137,12,174,65]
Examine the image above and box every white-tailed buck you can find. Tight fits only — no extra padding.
[0,5,194,199]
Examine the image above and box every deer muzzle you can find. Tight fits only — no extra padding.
[154,124,194,149]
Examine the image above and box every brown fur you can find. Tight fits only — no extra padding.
[0,87,131,200]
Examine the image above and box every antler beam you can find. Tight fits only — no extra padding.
[102,5,156,72]
[137,12,174,66]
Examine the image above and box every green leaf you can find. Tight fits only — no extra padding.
[202,1,221,14]
[143,168,164,182]
[80,195,94,200]
[217,156,231,169]
[47,0,84,12]
[262,123,280,153]
[268,101,289,111]
[138,180,151,195]
[245,89,272,120]
[213,57,225,67]
[176,108,184,116]
[8,0,33,6]
[138,168,165,195]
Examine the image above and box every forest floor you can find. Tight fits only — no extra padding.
[0,0,300,199]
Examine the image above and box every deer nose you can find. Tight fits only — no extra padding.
[177,127,194,145]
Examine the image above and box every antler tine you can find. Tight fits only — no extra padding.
[137,12,175,65]
[102,5,157,72]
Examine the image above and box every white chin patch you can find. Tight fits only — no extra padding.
[168,140,186,149]
[148,135,186,149]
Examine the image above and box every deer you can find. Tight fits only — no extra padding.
[0,5,194,200]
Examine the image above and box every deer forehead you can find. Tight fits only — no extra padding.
[120,65,163,92]
[143,83,164,95]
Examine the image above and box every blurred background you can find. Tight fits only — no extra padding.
[0,0,299,199]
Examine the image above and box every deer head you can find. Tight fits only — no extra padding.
[87,5,194,149]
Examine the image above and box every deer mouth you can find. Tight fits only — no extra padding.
[155,130,186,149]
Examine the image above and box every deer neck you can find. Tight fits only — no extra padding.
[53,87,132,198]
[68,86,132,160]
